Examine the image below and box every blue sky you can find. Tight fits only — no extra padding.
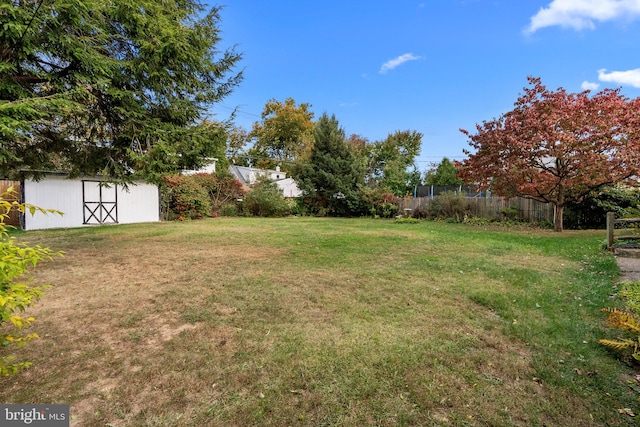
[210,0,640,170]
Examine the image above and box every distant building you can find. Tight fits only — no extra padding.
[229,165,302,198]
[182,158,218,175]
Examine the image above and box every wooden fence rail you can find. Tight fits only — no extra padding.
[396,196,555,224]
[606,212,640,249]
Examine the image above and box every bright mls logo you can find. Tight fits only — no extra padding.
[0,404,69,426]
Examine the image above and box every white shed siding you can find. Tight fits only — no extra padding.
[22,175,159,230]
[23,176,84,230]
[118,183,160,224]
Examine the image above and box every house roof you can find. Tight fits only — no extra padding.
[228,165,288,186]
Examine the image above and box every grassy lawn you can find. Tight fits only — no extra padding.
[1,217,638,426]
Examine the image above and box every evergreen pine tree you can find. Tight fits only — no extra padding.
[297,114,363,216]
[0,0,241,182]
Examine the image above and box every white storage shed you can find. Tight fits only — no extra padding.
[19,174,160,230]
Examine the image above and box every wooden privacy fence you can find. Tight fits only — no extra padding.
[0,180,21,227]
[396,196,555,223]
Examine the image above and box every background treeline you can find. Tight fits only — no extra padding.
[161,167,640,230]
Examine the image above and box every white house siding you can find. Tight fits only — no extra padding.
[228,165,302,198]
[182,158,218,175]
[22,175,159,230]
[276,178,302,198]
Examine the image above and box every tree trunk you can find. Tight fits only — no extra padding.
[554,204,564,232]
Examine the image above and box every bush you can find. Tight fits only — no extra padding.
[161,173,245,220]
[500,206,520,221]
[190,172,245,214]
[599,280,640,364]
[411,204,429,219]
[162,175,211,220]
[241,178,292,217]
[218,204,240,217]
[598,308,640,363]
[462,216,493,226]
[428,191,470,221]
[359,188,399,218]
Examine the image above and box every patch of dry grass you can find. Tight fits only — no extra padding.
[0,218,637,426]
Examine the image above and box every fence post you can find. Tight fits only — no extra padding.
[606,212,615,249]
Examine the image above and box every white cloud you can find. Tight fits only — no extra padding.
[581,80,600,90]
[525,0,640,34]
[379,53,421,74]
[598,68,640,88]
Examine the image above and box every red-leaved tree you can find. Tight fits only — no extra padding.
[458,77,640,232]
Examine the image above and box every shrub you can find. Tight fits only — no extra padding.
[162,175,212,220]
[599,280,640,364]
[218,204,240,217]
[161,173,245,220]
[0,189,61,376]
[598,308,640,363]
[500,206,520,221]
[241,178,292,217]
[428,191,470,221]
[359,188,399,218]
[462,216,493,226]
[190,172,245,214]
[411,204,429,219]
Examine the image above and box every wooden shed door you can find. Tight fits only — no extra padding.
[83,181,118,225]
[0,180,21,227]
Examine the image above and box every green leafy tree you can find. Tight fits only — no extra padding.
[225,125,250,166]
[365,130,422,196]
[0,0,241,182]
[297,114,364,216]
[247,98,314,171]
[0,190,61,376]
[424,157,463,186]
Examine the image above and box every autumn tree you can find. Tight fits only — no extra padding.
[424,157,462,186]
[365,130,423,196]
[297,114,364,216]
[1,0,241,182]
[247,98,314,171]
[224,124,250,166]
[459,77,640,232]
[345,134,369,157]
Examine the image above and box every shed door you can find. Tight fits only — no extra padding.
[0,180,21,227]
[83,181,118,225]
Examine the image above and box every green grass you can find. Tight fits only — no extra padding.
[1,217,638,426]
